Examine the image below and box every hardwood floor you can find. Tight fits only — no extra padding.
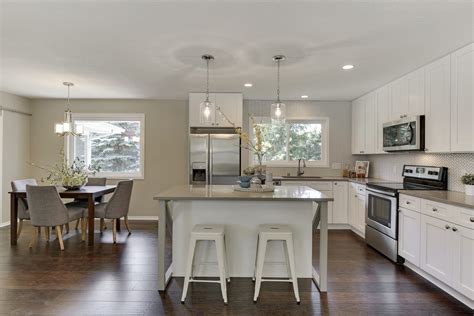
[0,221,472,315]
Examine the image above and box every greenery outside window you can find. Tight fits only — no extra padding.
[250,117,329,167]
[69,113,145,179]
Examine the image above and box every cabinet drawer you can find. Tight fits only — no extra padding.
[421,199,458,222]
[457,207,474,229]
[399,195,420,211]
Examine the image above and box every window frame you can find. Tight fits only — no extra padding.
[249,116,329,168]
[67,113,146,180]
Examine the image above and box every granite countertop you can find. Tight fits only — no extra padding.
[154,185,333,202]
[275,176,390,185]
[400,190,474,210]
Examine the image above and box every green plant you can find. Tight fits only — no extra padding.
[31,151,99,187]
[461,173,474,185]
[243,166,256,176]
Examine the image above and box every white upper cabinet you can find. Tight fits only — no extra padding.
[189,93,243,128]
[364,92,377,154]
[375,86,390,153]
[425,55,451,153]
[352,98,366,154]
[389,68,424,121]
[389,76,409,120]
[450,43,474,152]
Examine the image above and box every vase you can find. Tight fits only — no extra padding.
[465,184,474,196]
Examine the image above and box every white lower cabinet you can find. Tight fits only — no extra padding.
[332,181,348,224]
[349,183,366,236]
[399,194,474,305]
[398,207,421,266]
[420,214,452,284]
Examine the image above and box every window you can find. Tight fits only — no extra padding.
[69,113,145,179]
[250,117,329,167]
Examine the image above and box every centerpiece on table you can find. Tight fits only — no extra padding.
[31,152,100,190]
[461,173,474,196]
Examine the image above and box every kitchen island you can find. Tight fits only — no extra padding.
[153,185,333,293]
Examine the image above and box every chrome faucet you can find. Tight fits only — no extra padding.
[297,159,306,176]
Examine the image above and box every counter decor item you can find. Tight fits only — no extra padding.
[238,176,252,188]
[250,176,262,189]
[355,161,370,178]
[233,184,275,193]
[30,151,99,190]
[461,173,474,196]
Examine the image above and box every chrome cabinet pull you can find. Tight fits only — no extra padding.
[406,201,411,205]
[452,227,458,232]
[470,217,474,222]
[445,225,450,229]
[432,208,438,212]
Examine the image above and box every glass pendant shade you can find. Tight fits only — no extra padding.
[271,101,286,122]
[54,82,83,137]
[200,99,213,123]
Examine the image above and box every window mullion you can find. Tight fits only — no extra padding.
[285,123,290,161]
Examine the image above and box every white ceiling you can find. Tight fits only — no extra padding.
[1,0,472,101]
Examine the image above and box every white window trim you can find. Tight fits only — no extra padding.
[67,113,146,180]
[248,116,330,168]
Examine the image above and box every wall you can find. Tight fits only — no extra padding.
[243,100,354,177]
[368,153,474,192]
[0,91,32,224]
[29,99,188,218]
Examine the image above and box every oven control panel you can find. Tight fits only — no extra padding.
[402,165,444,180]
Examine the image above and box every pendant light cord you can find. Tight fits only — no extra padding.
[276,59,281,103]
[66,84,71,111]
[206,58,210,102]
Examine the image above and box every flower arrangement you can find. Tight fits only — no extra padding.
[31,152,99,190]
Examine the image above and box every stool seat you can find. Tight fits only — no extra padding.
[253,224,300,304]
[181,224,229,304]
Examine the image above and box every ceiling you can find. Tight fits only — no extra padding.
[1,0,472,101]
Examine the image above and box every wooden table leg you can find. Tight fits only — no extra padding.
[87,195,95,246]
[10,194,18,246]
[116,217,121,231]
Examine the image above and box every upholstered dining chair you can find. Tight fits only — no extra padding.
[26,185,87,250]
[72,177,107,230]
[11,179,38,239]
[91,180,133,244]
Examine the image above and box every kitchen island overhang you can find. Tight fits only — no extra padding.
[154,185,333,293]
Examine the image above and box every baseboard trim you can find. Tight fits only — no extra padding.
[404,262,474,310]
[0,221,10,228]
[127,216,158,221]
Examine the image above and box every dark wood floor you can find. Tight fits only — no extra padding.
[0,221,472,315]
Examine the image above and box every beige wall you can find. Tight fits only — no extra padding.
[29,99,188,218]
[243,100,354,177]
[0,91,33,223]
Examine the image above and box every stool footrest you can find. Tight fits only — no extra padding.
[261,278,294,283]
[189,279,221,284]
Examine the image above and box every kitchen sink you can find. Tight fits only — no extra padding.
[281,176,322,179]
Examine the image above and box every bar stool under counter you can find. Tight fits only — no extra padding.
[181,224,230,304]
[253,224,300,304]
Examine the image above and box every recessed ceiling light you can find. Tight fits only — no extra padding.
[342,64,354,70]
[244,83,253,87]
[301,95,309,99]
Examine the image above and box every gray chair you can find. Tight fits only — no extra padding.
[72,177,107,230]
[11,179,38,239]
[26,185,87,250]
[91,180,133,244]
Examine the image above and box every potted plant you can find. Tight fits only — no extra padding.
[31,152,99,190]
[461,173,474,196]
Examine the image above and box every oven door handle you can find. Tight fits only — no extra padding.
[366,187,397,197]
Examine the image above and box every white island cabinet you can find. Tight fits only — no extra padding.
[154,185,333,293]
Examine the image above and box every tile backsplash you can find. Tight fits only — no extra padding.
[367,153,474,192]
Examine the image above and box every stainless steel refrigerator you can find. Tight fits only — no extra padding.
[189,127,241,185]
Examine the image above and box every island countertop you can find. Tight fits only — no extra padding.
[154,185,333,202]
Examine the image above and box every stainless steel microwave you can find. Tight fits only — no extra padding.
[383,115,425,152]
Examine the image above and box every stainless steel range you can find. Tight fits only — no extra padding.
[365,165,448,262]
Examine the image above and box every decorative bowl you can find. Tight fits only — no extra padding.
[62,185,84,191]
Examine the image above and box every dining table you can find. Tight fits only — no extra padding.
[8,185,116,246]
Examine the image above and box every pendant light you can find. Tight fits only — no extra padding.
[54,82,83,136]
[200,54,214,124]
[271,55,287,122]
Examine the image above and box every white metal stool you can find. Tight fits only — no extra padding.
[181,224,230,304]
[253,224,300,304]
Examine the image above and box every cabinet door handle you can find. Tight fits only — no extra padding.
[432,208,438,212]
[334,183,337,185]
[470,217,474,222]
[452,227,458,232]
[445,225,450,229]
[406,201,411,205]
[354,195,358,198]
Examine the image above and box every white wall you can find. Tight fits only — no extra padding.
[243,100,354,177]
[29,99,188,218]
[0,91,32,224]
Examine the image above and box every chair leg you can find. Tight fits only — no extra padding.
[65,223,70,234]
[253,236,267,303]
[29,227,38,248]
[56,226,64,251]
[45,227,50,242]
[124,216,131,234]
[100,218,105,233]
[75,219,80,230]
[181,238,197,303]
[37,227,41,235]
[17,219,24,240]
[285,238,300,304]
[216,237,228,304]
[112,219,117,244]
[81,218,87,242]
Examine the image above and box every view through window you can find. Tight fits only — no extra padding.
[72,114,144,178]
